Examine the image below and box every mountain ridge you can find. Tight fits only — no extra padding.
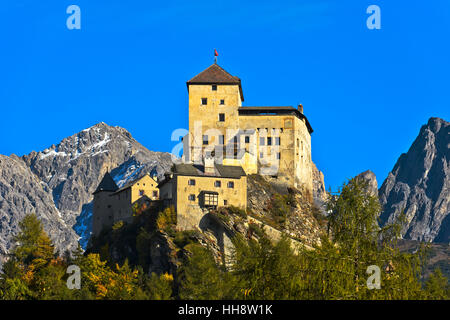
[0,122,174,261]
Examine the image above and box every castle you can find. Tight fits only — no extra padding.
[92,61,313,236]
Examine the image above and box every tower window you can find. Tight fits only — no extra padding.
[267,137,272,146]
[245,136,250,143]
[260,152,264,158]
[212,84,217,91]
[277,153,281,160]
[224,200,228,206]
[203,135,208,145]
[275,137,281,145]
[201,98,207,105]
[219,135,224,144]
[260,137,265,146]
[219,113,225,122]
[220,99,225,105]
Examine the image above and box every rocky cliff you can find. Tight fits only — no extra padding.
[312,162,327,208]
[0,123,174,263]
[355,170,378,196]
[0,154,78,265]
[379,117,449,243]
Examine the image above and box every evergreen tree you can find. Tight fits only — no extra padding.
[231,234,302,299]
[11,214,55,269]
[146,272,173,300]
[298,178,425,299]
[179,245,227,299]
[424,269,449,300]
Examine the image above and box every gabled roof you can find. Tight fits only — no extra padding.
[93,172,118,194]
[187,63,244,101]
[112,173,156,195]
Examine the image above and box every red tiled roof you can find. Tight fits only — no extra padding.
[187,63,244,101]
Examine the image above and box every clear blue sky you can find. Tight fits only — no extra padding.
[1,0,449,191]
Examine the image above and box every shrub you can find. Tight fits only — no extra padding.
[267,194,295,227]
[226,205,247,219]
[248,222,265,238]
[112,221,124,231]
[173,230,199,249]
[156,206,176,232]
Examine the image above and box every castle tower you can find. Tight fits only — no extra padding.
[184,61,314,194]
[92,172,118,237]
[186,63,244,164]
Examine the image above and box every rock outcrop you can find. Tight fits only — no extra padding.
[312,162,327,207]
[355,170,378,196]
[379,117,449,243]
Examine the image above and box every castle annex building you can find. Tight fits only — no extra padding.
[93,61,314,235]
[92,172,159,237]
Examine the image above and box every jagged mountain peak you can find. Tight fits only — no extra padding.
[379,117,449,243]
[426,117,446,133]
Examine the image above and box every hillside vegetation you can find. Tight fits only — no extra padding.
[0,177,448,300]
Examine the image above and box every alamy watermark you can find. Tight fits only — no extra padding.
[366,5,381,30]
[66,5,81,30]
[66,265,81,289]
[366,265,381,290]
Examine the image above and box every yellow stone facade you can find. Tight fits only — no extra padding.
[159,172,247,230]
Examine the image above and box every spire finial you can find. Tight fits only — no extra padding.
[214,49,218,64]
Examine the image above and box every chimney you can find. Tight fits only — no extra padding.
[297,104,303,114]
[204,153,215,175]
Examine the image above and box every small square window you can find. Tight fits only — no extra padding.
[203,135,208,145]
[267,137,272,146]
[215,181,221,187]
[188,194,195,201]
[212,84,217,91]
[139,190,144,196]
[260,152,264,158]
[220,99,225,105]
[227,181,234,188]
[277,153,281,160]
[275,137,281,145]
[224,200,228,206]
[245,136,250,143]
[260,137,265,146]
[201,98,207,105]
[153,191,158,198]
[219,113,225,122]
[188,179,196,186]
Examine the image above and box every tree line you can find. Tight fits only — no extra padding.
[0,178,448,300]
